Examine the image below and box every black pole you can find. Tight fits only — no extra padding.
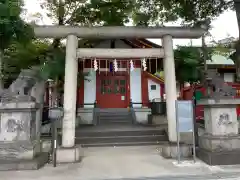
[192,85,199,147]
[51,118,57,167]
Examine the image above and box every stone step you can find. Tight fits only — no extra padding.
[80,141,169,147]
[99,108,130,113]
[98,113,131,116]
[99,121,132,125]
[41,124,168,148]
[98,115,132,119]
[75,127,165,137]
[42,127,166,138]
[98,113,131,117]
[98,117,132,122]
[76,134,167,144]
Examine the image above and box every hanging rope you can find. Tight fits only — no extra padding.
[94,58,98,71]
[156,57,158,73]
[130,59,134,71]
[142,58,147,71]
[113,59,118,72]
[98,59,100,74]
[105,60,107,75]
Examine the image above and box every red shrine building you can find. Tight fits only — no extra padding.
[76,39,165,109]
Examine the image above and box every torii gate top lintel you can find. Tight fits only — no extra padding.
[34,25,205,39]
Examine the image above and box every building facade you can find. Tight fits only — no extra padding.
[76,39,165,109]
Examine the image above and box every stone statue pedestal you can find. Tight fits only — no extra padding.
[197,98,240,165]
[0,100,48,170]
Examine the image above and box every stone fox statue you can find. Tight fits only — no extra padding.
[0,67,39,102]
[205,69,236,100]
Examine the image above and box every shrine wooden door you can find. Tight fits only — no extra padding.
[97,74,128,108]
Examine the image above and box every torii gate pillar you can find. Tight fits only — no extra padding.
[56,35,82,163]
[62,35,78,148]
[162,35,177,142]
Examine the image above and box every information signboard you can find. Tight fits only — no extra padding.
[176,100,194,133]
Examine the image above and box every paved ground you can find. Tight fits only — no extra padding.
[1,146,240,180]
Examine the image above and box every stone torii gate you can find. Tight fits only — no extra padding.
[34,26,205,163]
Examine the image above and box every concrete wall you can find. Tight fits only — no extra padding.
[77,108,94,124]
[130,68,142,107]
[83,69,96,108]
[223,73,234,82]
[134,108,151,124]
[148,79,161,101]
[152,115,167,125]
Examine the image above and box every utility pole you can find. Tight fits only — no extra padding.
[234,0,240,82]
[200,23,210,96]
[202,34,208,74]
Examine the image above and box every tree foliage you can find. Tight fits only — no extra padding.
[233,0,240,82]
[133,0,233,26]
[2,40,50,86]
[174,46,204,83]
[40,0,135,26]
[2,39,88,88]
[173,42,236,84]
[3,0,235,88]
[0,0,33,50]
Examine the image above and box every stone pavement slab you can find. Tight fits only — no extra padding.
[0,146,240,180]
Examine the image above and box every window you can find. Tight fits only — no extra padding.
[151,85,156,90]
[114,80,119,85]
[120,80,126,85]
[101,80,105,85]
[107,87,112,94]
[101,87,107,94]
[120,87,126,94]
[106,79,111,85]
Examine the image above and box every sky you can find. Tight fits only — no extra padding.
[23,0,239,47]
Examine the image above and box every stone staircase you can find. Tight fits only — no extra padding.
[75,124,168,147]
[41,108,168,147]
[96,108,133,125]
[75,108,168,147]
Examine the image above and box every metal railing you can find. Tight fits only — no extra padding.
[77,101,97,108]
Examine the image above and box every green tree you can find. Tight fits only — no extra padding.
[2,40,50,86]
[0,0,33,89]
[33,0,137,106]
[133,0,232,26]
[133,0,233,89]
[173,42,235,84]
[233,0,240,82]
[40,0,135,26]
[174,46,203,84]
[2,39,88,83]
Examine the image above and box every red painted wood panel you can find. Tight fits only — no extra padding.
[77,61,85,107]
[77,80,84,107]
[141,72,149,107]
[96,73,128,108]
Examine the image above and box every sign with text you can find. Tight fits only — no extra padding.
[176,100,194,133]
